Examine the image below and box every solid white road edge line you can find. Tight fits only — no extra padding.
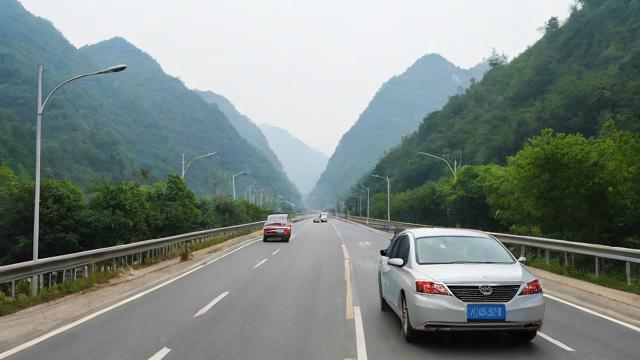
[354,306,368,360]
[0,237,262,360]
[272,248,280,255]
[148,346,172,360]
[538,332,575,352]
[544,294,640,333]
[193,291,229,318]
[252,258,268,270]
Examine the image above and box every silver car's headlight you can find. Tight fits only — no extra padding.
[415,281,451,296]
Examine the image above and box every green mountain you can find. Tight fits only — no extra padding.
[258,124,328,198]
[366,0,640,194]
[195,90,282,170]
[306,54,487,208]
[0,0,301,205]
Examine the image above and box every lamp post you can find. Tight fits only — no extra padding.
[371,174,390,221]
[182,152,218,179]
[245,183,256,201]
[417,151,458,182]
[32,63,126,295]
[231,171,247,200]
[361,185,370,224]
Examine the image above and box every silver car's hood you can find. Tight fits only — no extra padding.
[412,263,530,284]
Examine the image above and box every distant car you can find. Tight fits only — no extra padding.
[378,228,544,343]
[320,212,328,222]
[263,214,292,242]
[313,217,320,223]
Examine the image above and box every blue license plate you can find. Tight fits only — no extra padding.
[467,304,506,321]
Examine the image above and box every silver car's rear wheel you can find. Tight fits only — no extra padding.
[401,296,418,343]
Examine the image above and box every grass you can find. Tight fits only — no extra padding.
[525,255,640,296]
[0,270,120,316]
[0,229,256,316]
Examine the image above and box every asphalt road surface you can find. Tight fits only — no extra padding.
[3,218,638,360]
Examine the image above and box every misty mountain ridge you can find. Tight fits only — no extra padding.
[258,124,328,199]
[0,0,301,204]
[307,53,488,208]
[196,90,283,170]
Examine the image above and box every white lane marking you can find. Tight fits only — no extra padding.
[544,294,640,333]
[0,237,262,360]
[252,258,268,269]
[148,346,172,360]
[331,222,345,243]
[290,221,311,240]
[272,248,280,255]
[193,291,229,318]
[538,332,575,351]
[354,306,368,360]
[357,241,370,246]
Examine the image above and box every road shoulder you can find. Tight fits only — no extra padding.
[0,231,262,352]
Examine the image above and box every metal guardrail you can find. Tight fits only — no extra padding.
[0,221,265,297]
[344,215,640,286]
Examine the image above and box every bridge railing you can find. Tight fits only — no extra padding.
[343,215,640,286]
[0,221,265,298]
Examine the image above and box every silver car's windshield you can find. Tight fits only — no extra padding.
[415,236,514,264]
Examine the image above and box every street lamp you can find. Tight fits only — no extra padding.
[361,185,370,223]
[417,151,458,182]
[32,63,127,295]
[182,152,218,179]
[245,183,256,201]
[371,174,391,221]
[232,171,247,200]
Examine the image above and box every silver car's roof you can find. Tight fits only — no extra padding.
[403,227,490,238]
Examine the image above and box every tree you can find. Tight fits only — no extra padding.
[146,175,201,236]
[487,48,508,68]
[89,182,151,247]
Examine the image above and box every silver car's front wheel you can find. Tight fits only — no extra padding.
[401,296,418,343]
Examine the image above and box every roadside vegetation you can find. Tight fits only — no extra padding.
[360,123,640,249]
[0,172,271,266]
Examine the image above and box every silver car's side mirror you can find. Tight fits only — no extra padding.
[518,256,527,263]
[388,258,404,267]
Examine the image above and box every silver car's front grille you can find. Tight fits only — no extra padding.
[447,285,521,303]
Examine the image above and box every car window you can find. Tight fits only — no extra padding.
[414,236,515,264]
[395,235,410,265]
[266,214,288,225]
[386,236,400,258]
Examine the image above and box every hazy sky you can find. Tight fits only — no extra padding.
[20,0,572,156]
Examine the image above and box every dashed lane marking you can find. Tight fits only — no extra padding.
[148,347,171,360]
[193,291,229,318]
[252,258,268,270]
[538,332,576,351]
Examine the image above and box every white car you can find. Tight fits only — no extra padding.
[378,228,544,343]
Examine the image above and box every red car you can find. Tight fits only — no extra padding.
[263,214,292,242]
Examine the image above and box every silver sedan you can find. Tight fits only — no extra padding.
[378,228,544,343]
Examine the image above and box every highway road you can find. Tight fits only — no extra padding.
[2,218,639,359]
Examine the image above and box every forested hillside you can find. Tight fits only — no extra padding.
[196,90,283,170]
[0,0,301,204]
[307,54,487,208]
[348,0,640,248]
[367,0,640,193]
[258,124,328,198]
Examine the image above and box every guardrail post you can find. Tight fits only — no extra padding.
[564,252,568,267]
[48,273,52,289]
[537,248,541,258]
[520,245,525,258]
[571,253,575,267]
[11,280,15,298]
[595,257,599,277]
[626,261,631,286]
[544,249,549,264]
